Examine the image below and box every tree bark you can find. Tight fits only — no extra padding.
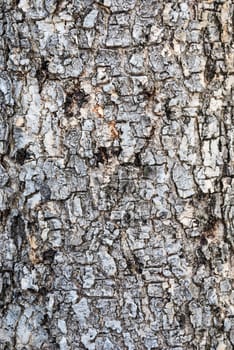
[0,0,233,349]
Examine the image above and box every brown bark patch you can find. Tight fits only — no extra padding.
[93,104,104,118]
[28,235,40,264]
[109,120,119,139]
[203,219,224,242]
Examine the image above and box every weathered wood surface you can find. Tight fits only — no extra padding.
[0,0,233,349]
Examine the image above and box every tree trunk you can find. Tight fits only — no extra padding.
[0,1,233,349]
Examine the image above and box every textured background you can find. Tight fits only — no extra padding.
[0,0,233,349]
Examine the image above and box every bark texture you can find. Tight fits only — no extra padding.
[0,0,233,349]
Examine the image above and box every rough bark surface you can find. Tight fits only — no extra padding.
[0,0,233,349]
